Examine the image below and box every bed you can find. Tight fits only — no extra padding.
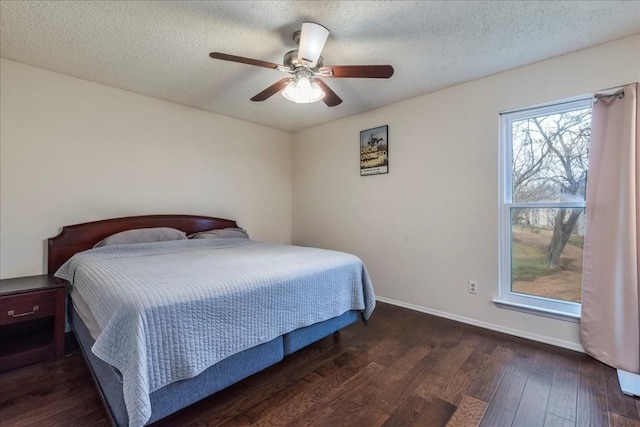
[47,214,375,427]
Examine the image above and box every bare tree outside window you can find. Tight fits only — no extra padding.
[509,107,591,303]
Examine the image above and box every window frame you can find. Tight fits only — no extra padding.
[496,97,592,321]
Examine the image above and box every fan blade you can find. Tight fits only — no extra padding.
[250,78,290,101]
[297,22,329,68]
[319,65,394,79]
[314,79,342,107]
[210,52,280,70]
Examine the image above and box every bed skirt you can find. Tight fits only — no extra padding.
[69,302,359,426]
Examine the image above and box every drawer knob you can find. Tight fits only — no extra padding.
[7,306,39,318]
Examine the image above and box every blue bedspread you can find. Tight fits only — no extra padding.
[55,239,375,427]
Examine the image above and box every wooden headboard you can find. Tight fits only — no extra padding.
[47,214,238,275]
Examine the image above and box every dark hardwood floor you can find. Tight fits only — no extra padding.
[0,302,638,426]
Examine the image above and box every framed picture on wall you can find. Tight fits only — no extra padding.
[360,125,389,176]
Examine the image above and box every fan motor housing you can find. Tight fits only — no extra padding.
[283,50,323,69]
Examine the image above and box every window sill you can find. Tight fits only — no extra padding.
[493,298,581,323]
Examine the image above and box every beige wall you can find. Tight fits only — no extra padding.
[292,35,640,350]
[0,59,292,278]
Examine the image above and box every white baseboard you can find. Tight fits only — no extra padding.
[375,296,585,353]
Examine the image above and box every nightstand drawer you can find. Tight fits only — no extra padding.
[0,290,57,326]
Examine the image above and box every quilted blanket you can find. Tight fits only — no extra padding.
[55,238,375,427]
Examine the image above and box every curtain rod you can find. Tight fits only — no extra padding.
[594,89,624,103]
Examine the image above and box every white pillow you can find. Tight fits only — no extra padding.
[189,227,249,239]
[93,227,187,247]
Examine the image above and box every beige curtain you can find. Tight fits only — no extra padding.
[580,83,639,374]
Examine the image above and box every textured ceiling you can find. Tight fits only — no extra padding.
[1,1,639,132]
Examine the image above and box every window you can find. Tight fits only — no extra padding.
[497,98,592,320]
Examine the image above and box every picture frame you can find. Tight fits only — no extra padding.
[360,125,389,176]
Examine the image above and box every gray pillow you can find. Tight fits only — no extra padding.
[189,227,249,239]
[94,227,187,248]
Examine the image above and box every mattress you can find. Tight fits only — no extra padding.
[70,287,101,340]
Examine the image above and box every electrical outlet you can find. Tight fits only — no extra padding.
[468,280,478,294]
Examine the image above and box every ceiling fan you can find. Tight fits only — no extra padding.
[209,22,394,107]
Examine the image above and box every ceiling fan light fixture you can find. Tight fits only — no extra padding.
[282,76,325,104]
[209,21,393,108]
[297,22,330,68]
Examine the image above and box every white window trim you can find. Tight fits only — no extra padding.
[495,97,591,322]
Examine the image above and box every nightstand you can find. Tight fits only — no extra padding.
[0,275,66,372]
